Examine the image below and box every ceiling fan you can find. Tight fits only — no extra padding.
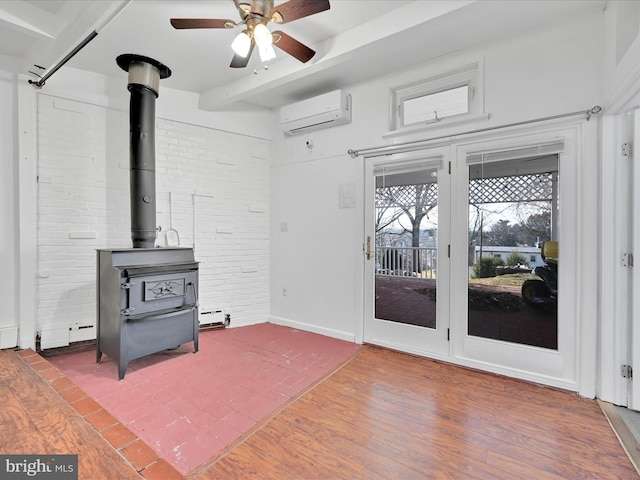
[170,0,330,68]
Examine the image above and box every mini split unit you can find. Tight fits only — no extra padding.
[280,89,352,136]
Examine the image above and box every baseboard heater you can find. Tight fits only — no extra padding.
[199,310,230,330]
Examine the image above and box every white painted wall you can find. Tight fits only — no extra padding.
[269,154,363,341]
[0,72,19,348]
[269,10,604,344]
[603,0,640,110]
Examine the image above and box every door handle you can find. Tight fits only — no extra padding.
[366,236,372,260]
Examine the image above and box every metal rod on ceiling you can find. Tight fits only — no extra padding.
[347,105,603,159]
[29,31,98,88]
[28,0,131,88]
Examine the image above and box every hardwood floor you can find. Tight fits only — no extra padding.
[192,347,637,479]
[0,349,143,479]
[2,344,637,479]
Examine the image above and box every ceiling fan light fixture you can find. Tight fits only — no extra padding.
[253,23,273,47]
[258,43,276,62]
[231,31,252,57]
[171,0,330,68]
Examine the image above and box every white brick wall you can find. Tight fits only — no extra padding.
[36,95,270,344]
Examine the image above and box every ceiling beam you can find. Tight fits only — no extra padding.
[197,0,475,111]
[21,0,130,82]
[0,2,56,41]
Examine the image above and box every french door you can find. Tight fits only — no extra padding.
[450,140,569,383]
[363,129,581,391]
[363,147,451,358]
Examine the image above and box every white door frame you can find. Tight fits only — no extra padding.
[598,59,640,407]
[18,77,38,350]
[450,126,581,391]
[362,147,451,359]
[598,112,633,406]
[359,119,598,397]
[632,109,640,410]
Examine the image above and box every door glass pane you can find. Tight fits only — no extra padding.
[374,167,438,328]
[467,155,558,349]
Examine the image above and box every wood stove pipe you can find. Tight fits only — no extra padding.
[116,54,171,248]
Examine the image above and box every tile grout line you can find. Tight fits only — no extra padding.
[15,348,186,480]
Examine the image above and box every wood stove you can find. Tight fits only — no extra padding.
[96,54,199,379]
[97,248,199,379]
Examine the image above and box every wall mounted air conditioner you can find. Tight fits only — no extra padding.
[280,89,351,136]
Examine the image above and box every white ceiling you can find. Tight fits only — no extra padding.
[1,0,606,110]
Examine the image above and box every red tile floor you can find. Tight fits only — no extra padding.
[47,323,361,476]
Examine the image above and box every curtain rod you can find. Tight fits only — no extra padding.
[347,105,602,159]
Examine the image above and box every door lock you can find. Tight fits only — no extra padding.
[366,236,372,260]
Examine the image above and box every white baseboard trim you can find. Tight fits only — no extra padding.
[0,326,18,349]
[268,315,357,343]
[39,322,96,350]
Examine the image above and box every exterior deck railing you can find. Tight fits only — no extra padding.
[376,246,437,279]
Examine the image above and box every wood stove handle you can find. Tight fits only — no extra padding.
[188,282,199,308]
[125,306,197,322]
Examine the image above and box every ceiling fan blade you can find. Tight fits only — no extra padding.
[272,30,315,63]
[170,18,234,29]
[271,0,330,24]
[230,43,254,68]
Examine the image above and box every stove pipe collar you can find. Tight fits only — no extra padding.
[116,54,171,96]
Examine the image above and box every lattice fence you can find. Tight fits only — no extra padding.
[469,173,553,204]
[376,184,438,209]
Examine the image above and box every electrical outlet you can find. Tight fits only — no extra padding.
[282,287,287,296]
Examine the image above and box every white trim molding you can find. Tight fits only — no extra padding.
[18,75,37,350]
